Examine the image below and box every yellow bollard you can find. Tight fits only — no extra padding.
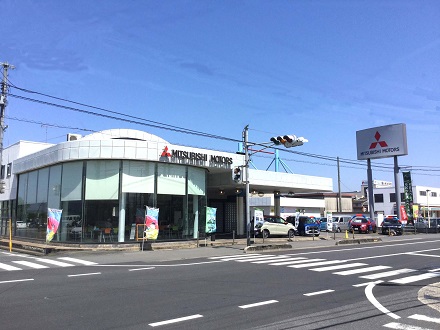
[345,230,348,239]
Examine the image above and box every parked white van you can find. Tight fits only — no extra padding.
[331,216,352,232]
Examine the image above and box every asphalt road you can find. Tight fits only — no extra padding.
[0,235,439,329]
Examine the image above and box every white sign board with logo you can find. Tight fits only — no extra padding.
[356,123,408,160]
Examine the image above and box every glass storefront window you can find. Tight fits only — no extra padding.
[61,162,83,201]
[122,161,154,193]
[157,164,185,195]
[14,161,208,243]
[85,160,119,200]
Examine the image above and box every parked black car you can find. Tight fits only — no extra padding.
[381,218,403,235]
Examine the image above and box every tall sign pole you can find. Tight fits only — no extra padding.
[356,123,408,221]
[0,62,14,165]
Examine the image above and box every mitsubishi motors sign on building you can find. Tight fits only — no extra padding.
[356,123,408,160]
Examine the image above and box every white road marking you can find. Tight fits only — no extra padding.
[389,272,440,285]
[365,282,400,319]
[289,260,345,269]
[360,269,416,280]
[217,255,276,261]
[334,265,391,276]
[353,280,383,287]
[149,314,203,327]
[67,272,101,277]
[252,257,305,264]
[209,254,261,259]
[34,258,75,267]
[270,258,325,266]
[303,289,335,296]
[0,278,34,284]
[57,257,97,265]
[129,267,155,271]
[12,261,49,269]
[408,253,440,258]
[236,255,287,262]
[408,314,440,324]
[310,262,367,272]
[383,322,433,329]
[0,262,22,271]
[239,300,278,309]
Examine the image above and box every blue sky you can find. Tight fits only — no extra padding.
[3,0,440,192]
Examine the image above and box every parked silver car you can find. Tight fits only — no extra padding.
[331,216,351,232]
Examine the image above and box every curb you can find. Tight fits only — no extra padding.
[244,243,293,253]
[336,238,383,245]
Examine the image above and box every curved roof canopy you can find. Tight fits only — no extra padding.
[81,129,169,144]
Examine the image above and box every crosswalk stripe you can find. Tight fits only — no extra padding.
[34,258,75,267]
[288,260,346,269]
[235,255,287,262]
[252,257,306,264]
[0,262,22,271]
[12,261,49,269]
[270,258,325,266]
[408,314,440,324]
[333,265,391,276]
[219,255,276,261]
[310,262,367,272]
[389,272,440,285]
[209,254,262,260]
[57,257,97,265]
[360,269,416,280]
[383,321,433,329]
[240,255,292,263]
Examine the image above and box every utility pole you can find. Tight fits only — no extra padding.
[243,125,251,246]
[0,62,15,166]
[337,157,342,212]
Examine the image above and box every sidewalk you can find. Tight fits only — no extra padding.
[0,231,430,256]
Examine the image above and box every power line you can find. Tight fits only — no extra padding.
[8,83,238,143]
[8,92,240,143]
[7,85,440,176]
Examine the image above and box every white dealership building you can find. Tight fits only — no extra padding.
[0,129,333,243]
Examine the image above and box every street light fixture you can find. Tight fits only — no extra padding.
[243,126,308,246]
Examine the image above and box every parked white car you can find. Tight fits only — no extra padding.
[16,221,27,229]
[255,215,296,238]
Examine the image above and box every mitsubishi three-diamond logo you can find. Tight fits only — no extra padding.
[369,131,388,149]
[357,123,407,160]
[161,146,171,157]
[159,146,171,162]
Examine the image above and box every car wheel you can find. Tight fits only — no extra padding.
[336,227,341,233]
[262,229,269,239]
[373,228,377,233]
[288,229,295,238]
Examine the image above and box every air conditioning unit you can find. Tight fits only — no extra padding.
[67,134,82,141]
